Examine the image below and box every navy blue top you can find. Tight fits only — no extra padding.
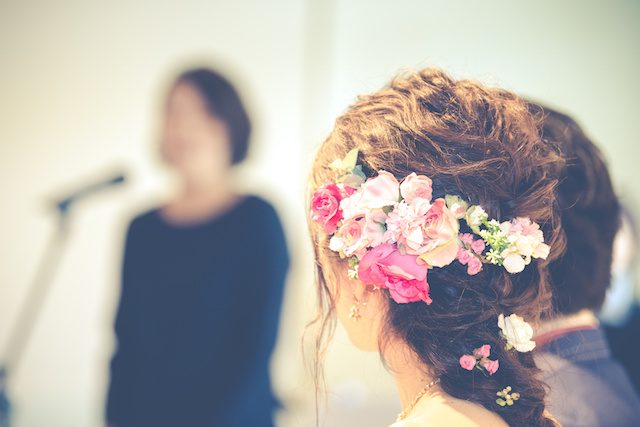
[106,196,289,427]
[537,327,640,427]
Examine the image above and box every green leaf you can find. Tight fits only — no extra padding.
[329,148,359,172]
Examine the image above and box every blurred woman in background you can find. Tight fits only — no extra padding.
[105,67,289,427]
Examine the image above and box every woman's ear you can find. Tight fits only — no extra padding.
[340,279,387,352]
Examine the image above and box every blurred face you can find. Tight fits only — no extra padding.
[160,82,233,183]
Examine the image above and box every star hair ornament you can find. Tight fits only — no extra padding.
[310,149,551,305]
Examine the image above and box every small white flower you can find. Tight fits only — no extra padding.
[466,205,488,227]
[497,313,536,352]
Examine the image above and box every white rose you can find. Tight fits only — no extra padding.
[497,313,536,352]
[502,253,526,274]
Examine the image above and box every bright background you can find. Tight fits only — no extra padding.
[1,1,638,426]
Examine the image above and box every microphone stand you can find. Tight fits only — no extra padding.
[0,174,124,427]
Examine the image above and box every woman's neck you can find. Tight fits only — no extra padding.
[386,340,438,411]
[162,175,238,224]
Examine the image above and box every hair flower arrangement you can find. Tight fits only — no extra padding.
[310,149,551,305]
[459,344,499,376]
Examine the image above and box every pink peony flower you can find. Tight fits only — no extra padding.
[480,358,499,375]
[467,256,483,275]
[400,173,433,203]
[459,354,477,371]
[357,243,431,304]
[471,239,485,255]
[473,344,491,359]
[311,183,353,233]
[418,198,460,267]
[383,199,430,252]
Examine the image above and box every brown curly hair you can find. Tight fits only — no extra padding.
[306,68,566,426]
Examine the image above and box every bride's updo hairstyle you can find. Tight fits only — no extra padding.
[308,68,565,426]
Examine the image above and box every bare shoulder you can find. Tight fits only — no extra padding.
[396,393,508,427]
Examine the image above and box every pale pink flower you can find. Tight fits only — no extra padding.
[329,216,365,258]
[459,355,477,371]
[383,199,430,252]
[467,256,483,275]
[503,217,544,240]
[400,172,433,203]
[362,210,388,247]
[459,233,474,245]
[358,171,400,209]
[500,217,549,264]
[418,198,460,267]
[473,344,491,359]
[457,247,472,265]
[471,239,485,255]
[329,211,386,259]
[480,358,499,375]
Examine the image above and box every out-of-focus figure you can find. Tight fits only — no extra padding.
[603,208,640,393]
[105,67,289,427]
[531,103,640,427]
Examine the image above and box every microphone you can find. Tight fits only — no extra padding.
[54,171,127,215]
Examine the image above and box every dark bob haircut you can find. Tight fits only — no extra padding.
[530,102,621,315]
[176,67,251,165]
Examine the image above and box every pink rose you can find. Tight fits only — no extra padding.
[473,344,491,359]
[459,354,476,371]
[329,212,387,258]
[471,239,485,255]
[329,215,365,258]
[418,198,460,267]
[358,243,431,304]
[480,358,499,375]
[467,256,483,275]
[311,183,352,233]
[358,171,400,209]
[400,173,433,203]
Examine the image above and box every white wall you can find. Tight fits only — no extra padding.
[1,1,639,427]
